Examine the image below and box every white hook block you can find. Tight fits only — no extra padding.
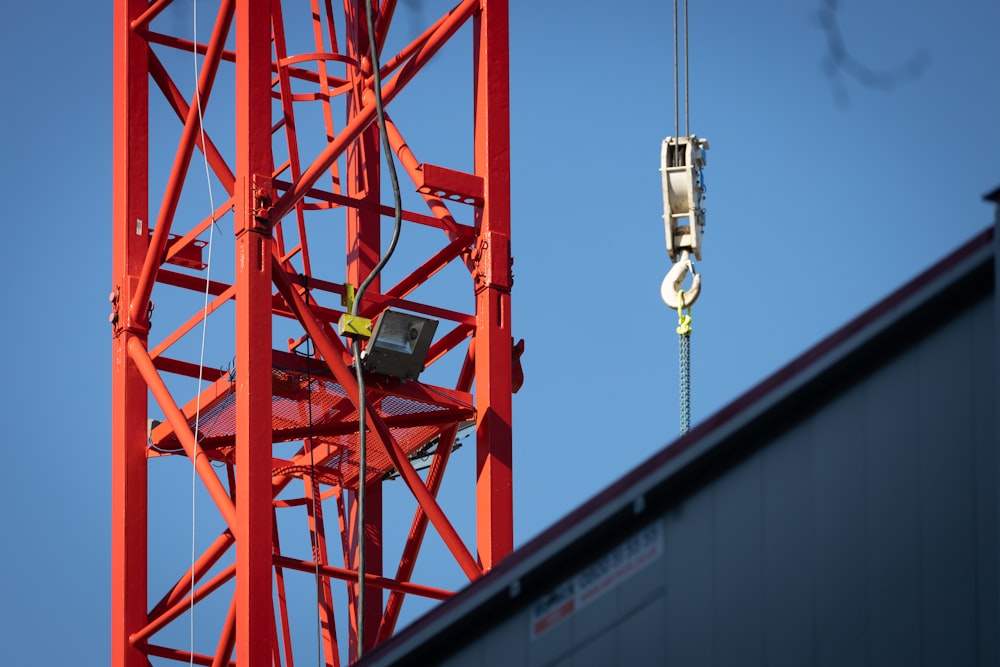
[661,135,709,262]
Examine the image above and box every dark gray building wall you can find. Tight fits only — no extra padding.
[656,294,996,667]
[361,227,998,667]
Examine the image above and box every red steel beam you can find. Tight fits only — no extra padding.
[151,355,229,382]
[143,27,352,94]
[383,235,475,302]
[304,474,340,665]
[115,2,516,661]
[148,530,235,621]
[111,2,149,666]
[272,555,453,601]
[211,595,238,667]
[145,644,234,667]
[269,0,479,224]
[130,0,172,30]
[155,268,232,298]
[270,176,473,234]
[374,0,398,54]
[271,259,482,580]
[377,347,476,641]
[148,51,236,195]
[424,323,475,368]
[130,0,235,329]
[270,1,314,277]
[162,201,233,267]
[383,115,471,241]
[149,284,236,359]
[234,0,274,662]
[473,0,514,570]
[131,563,237,646]
[271,512,296,667]
[129,338,238,533]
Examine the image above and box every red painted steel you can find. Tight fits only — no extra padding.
[472,0,514,569]
[111,3,149,667]
[233,0,274,662]
[112,1,514,663]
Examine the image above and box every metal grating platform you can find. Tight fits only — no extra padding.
[151,368,475,489]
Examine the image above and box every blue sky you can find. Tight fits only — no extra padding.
[2,0,998,664]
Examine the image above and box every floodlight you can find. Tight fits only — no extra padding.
[361,309,439,380]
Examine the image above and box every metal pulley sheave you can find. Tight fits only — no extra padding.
[660,135,708,310]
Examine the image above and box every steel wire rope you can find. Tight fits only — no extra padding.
[671,0,691,152]
[684,0,690,138]
[189,0,222,662]
[673,0,693,434]
[673,0,679,144]
[355,0,405,656]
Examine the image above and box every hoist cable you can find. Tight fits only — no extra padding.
[671,0,693,435]
[355,0,405,656]
[673,0,679,144]
[684,0,690,137]
[681,0,692,431]
[672,0,691,141]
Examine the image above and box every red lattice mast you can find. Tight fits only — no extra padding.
[111,1,514,664]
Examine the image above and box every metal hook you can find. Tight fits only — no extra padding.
[661,250,701,310]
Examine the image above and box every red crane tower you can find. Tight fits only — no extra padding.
[111,0,514,664]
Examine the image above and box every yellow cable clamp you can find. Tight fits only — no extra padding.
[675,289,693,335]
[338,283,372,338]
[338,313,372,339]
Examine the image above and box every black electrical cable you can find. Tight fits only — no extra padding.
[355,0,404,656]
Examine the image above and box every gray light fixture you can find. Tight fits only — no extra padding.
[361,309,439,380]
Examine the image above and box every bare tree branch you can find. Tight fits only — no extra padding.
[816,0,928,107]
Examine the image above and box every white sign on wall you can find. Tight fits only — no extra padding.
[529,521,663,639]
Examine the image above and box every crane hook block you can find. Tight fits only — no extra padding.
[661,135,709,262]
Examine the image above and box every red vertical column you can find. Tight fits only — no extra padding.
[111,2,149,666]
[473,0,513,570]
[345,4,384,654]
[234,0,274,663]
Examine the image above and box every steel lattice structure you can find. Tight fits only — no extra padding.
[112,1,514,664]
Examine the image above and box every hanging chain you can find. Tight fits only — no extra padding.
[675,291,693,435]
[679,330,691,434]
